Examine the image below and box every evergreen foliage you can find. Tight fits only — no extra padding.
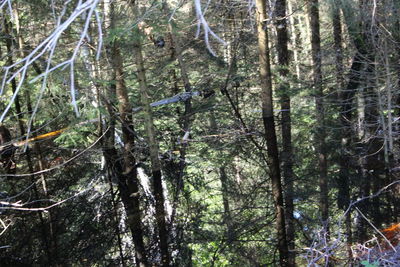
[0,0,399,266]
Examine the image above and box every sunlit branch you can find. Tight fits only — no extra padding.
[0,0,102,143]
[0,0,12,18]
[194,0,227,56]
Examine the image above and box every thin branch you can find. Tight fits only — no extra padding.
[194,0,227,56]
[0,0,102,134]
[0,126,109,178]
[355,207,397,252]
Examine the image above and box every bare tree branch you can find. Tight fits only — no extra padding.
[0,0,102,142]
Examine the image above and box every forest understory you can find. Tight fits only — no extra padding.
[0,0,400,266]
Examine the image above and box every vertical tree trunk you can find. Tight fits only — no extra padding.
[132,2,170,266]
[361,61,382,227]
[104,1,149,266]
[393,5,400,223]
[309,0,329,232]
[255,0,289,265]
[287,0,301,81]
[275,0,295,265]
[331,0,353,260]
[95,9,126,263]
[375,0,396,219]
[333,0,347,210]
[357,0,384,233]
[338,0,373,242]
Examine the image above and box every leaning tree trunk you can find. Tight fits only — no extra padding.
[132,2,171,266]
[309,0,329,233]
[255,0,289,265]
[105,1,149,266]
[274,0,295,264]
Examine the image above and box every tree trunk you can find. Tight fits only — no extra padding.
[255,0,289,265]
[331,0,353,260]
[309,0,329,232]
[393,5,400,223]
[104,1,149,266]
[287,0,301,82]
[132,2,170,266]
[275,0,296,265]
[337,4,371,242]
[357,0,384,235]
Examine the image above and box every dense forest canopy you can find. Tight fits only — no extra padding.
[0,0,399,266]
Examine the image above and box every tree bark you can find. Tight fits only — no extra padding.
[337,5,372,240]
[309,0,329,232]
[287,0,301,82]
[275,0,296,265]
[104,1,149,266]
[132,2,170,266]
[331,0,353,260]
[355,0,384,236]
[393,4,400,223]
[255,0,289,265]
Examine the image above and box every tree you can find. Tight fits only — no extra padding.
[331,0,353,259]
[274,0,296,264]
[255,0,289,265]
[1,0,400,266]
[104,1,149,266]
[132,2,171,266]
[309,0,329,234]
